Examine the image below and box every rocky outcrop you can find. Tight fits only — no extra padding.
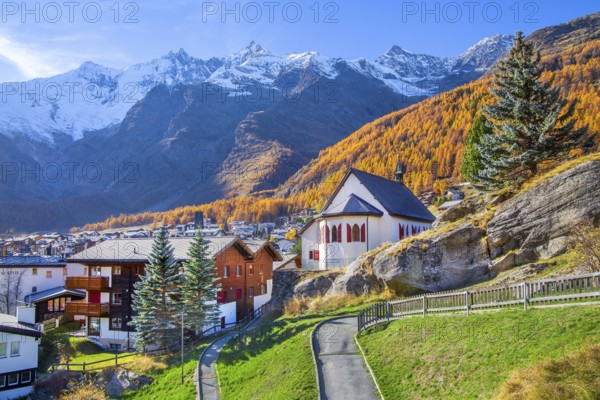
[487,161,600,260]
[105,370,152,398]
[271,270,342,309]
[327,262,385,297]
[369,224,492,294]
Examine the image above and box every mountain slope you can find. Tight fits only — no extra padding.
[0,36,514,231]
[75,17,600,232]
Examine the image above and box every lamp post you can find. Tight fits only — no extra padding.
[181,312,187,384]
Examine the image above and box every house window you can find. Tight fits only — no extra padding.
[32,268,38,275]
[31,286,37,293]
[223,266,230,278]
[331,225,338,243]
[110,343,122,351]
[236,288,242,300]
[249,265,254,275]
[48,300,54,312]
[352,224,360,242]
[10,341,20,357]
[0,375,5,388]
[113,266,121,275]
[236,265,242,276]
[0,342,6,358]
[63,267,68,276]
[21,370,32,384]
[91,266,101,277]
[46,270,52,279]
[7,373,18,386]
[309,251,314,260]
[314,250,320,261]
[217,291,227,303]
[60,298,66,311]
[112,291,122,305]
[111,317,122,330]
[259,264,263,274]
[248,287,254,298]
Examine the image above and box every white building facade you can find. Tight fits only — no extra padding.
[0,307,41,400]
[301,168,435,270]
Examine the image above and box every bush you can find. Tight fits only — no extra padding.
[568,219,600,272]
[60,379,107,400]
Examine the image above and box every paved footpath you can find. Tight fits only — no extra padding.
[197,318,262,400]
[313,317,379,400]
[198,334,233,400]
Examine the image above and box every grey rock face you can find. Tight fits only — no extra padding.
[371,224,492,294]
[328,261,385,297]
[487,161,600,259]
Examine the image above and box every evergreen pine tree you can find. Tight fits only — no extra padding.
[477,31,582,188]
[130,227,184,351]
[181,229,221,333]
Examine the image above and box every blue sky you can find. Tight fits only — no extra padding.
[0,0,597,81]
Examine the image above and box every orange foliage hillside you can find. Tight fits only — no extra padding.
[75,40,600,232]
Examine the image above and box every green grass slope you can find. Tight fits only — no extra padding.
[357,306,600,400]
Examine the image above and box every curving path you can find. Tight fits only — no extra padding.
[313,317,379,400]
[197,334,234,400]
[197,317,262,400]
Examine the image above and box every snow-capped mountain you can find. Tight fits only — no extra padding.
[0,36,513,144]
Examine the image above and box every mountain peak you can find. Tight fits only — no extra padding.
[386,45,414,56]
[163,48,192,62]
[232,41,270,62]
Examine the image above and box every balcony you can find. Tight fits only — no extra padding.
[65,276,109,291]
[65,302,110,317]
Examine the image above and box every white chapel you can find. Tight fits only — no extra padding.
[300,161,435,270]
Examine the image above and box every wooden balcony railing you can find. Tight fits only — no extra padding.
[65,276,109,291]
[65,302,109,317]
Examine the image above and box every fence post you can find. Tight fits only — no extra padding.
[66,361,70,371]
[465,291,470,316]
[523,282,528,311]
[386,302,391,322]
[115,353,118,366]
[82,362,86,372]
[422,296,427,317]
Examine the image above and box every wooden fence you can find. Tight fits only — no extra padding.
[358,272,600,333]
[49,304,270,373]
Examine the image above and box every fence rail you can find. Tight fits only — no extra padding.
[358,272,600,333]
[49,304,270,373]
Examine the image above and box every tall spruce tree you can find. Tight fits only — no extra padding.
[130,227,184,351]
[181,229,221,333]
[476,31,581,189]
[460,114,496,189]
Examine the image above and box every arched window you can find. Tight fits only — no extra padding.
[325,225,330,243]
[331,225,338,243]
[338,224,342,243]
[352,224,360,242]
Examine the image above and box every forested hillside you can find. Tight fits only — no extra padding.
[76,38,600,232]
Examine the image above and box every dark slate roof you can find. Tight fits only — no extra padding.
[0,313,42,338]
[323,168,435,223]
[25,286,85,304]
[0,256,66,267]
[322,194,383,217]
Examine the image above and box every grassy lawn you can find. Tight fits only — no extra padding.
[66,336,140,369]
[217,295,391,400]
[122,344,207,400]
[357,305,600,400]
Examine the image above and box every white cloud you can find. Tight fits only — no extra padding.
[0,34,74,79]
